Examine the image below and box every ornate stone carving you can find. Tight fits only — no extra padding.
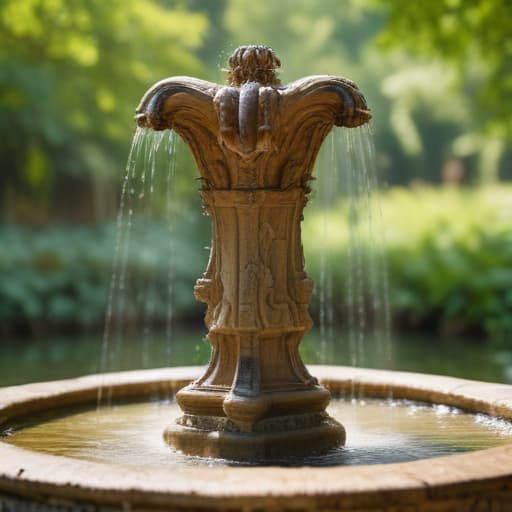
[136,45,371,459]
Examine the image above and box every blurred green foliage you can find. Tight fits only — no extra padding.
[383,186,512,341]
[222,0,512,184]
[2,186,511,344]
[1,0,512,343]
[2,0,512,220]
[305,185,512,343]
[374,0,512,183]
[377,0,512,139]
[0,224,111,329]
[0,0,207,220]
[0,212,209,336]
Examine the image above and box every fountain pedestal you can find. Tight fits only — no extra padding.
[136,45,371,458]
[167,188,342,457]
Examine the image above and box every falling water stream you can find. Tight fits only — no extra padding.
[98,128,179,407]
[4,126,512,468]
[313,124,391,372]
[97,124,391,406]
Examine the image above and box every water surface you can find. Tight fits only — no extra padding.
[1,329,511,388]
[4,398,512,467]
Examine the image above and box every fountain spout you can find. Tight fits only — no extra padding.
[136,45,371,459]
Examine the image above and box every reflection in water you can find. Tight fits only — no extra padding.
[4,399,512,468]
[1,329,511,388]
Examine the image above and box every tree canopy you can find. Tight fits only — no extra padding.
[377,0,512,139]
[0,0,207,219]
[2,0,511,222]
[372,0,512,183]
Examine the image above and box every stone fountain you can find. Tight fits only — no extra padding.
[135,45,370,459]
[1,46,512,511]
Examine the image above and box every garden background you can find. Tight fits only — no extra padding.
[1,0,511,385]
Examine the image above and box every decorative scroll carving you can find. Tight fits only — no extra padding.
[135,45,371,459]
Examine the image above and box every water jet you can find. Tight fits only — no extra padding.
[1,46,512,511]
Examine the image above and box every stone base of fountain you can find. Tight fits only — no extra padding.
[165,411,345,459]
[169,368,346,459]
[2,366,512,511]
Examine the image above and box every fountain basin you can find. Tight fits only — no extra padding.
[1,366,512,511]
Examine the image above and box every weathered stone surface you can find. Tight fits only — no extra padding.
[135,45,371,456]
[1,366,512,510]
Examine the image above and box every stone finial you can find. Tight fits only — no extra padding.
[135,45,372,459]
[227,45,281,87]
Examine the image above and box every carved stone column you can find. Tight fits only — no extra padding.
[136,45,371,459]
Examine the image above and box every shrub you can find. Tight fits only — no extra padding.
[303,185,512,344]
[0,211,209,336]
[2,185,511,345]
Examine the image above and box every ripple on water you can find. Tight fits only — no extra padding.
[3,398,512,468]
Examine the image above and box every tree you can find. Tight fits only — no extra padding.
[222,0,470,184]
[0,0,208,221]
[374,0,512,182]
